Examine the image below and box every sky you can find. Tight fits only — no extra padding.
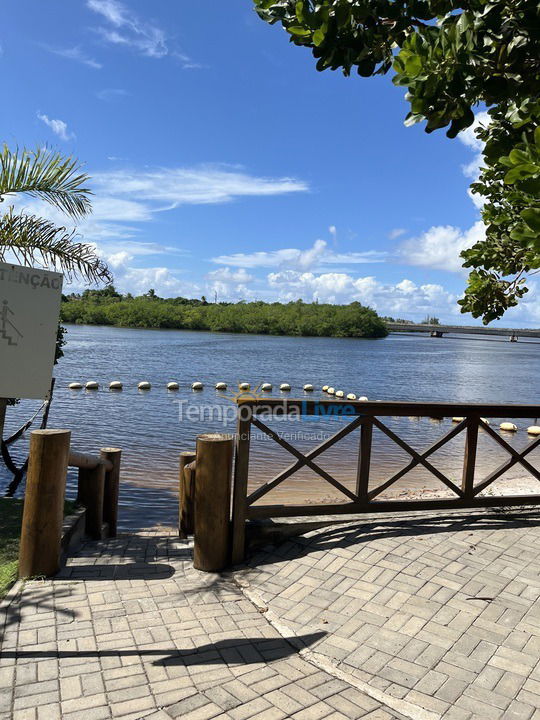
[2,0,538,325]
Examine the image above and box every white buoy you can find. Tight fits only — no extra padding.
[327,387,335,395]
[69,382,83,390]
[359,396,369,402]
[303,384,314,391]
[335,390,345,398]
[167,382,179,390]
[347,393,357,401]
[215,382,227,390]
[500,422,517,432]
[480,418,490,425]
[528,426,540,436]
[192,382,203,390]
[452,417,465,423]
[239,382,250,391]
[109,381,123,390]
[261,383,272,391]
[138,381,151,390]
[322,385,329,392]
[280,383,291,391]
[85,381,99,390]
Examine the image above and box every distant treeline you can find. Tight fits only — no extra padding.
[60,287,388,339]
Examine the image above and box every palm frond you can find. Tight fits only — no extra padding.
[0,145,92,220]
[0,210,112,285]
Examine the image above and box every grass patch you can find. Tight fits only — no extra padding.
[0,497,78,599]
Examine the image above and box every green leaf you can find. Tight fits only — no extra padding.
[521,208,540,233]
[313,28,325,46]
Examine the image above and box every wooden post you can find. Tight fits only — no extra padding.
[179,450,196,538]
[78,463,106,540]
[462,416,479,498]
[193,433,234,572]
[18,429,70,578]
[356,417,373,505]
[101,448,122,537]
[231,410,251,565]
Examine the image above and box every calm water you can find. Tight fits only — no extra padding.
[3,325,540,528]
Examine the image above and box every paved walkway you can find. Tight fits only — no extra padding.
[0,532,406,720]
[239,510,540,720]
[2,509,540,719]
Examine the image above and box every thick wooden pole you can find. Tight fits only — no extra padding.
[101,448,122,537]
[179,450,196,538]
[193,433,234,572]
[19,429,70,578]
[78,464,106,540]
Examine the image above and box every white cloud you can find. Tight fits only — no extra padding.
[44,45,102,69]
[266,270,457,318]
[37,113,74,141]
[12,164,308,246]
[87,0,168,58]
[205,267,255,302]
[212,239,385,271]
[389,228,406,240]
[398,220,484,273]
[459,110,490,180]
[92,166,309,208]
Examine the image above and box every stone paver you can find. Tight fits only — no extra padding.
[0,532,406,720]
[239,509,540,720]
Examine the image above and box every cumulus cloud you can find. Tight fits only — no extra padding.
[205,267,255,302]
[37,113,74,141]
[212,239,386,271]
[459,110,490,180]
[398,221,484,273]
[266,270,457,317]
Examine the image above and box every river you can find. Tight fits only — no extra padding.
[2,324,539,528]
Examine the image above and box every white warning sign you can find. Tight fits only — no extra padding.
[0,262,63,399]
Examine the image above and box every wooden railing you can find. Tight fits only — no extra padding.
[231,399,540,563]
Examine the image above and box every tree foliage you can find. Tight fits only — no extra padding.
[254,0,540,323]
[61,287,388,338]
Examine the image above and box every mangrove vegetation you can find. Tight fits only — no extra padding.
[61,287,388,338]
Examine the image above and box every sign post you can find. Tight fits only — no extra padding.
[0,263,63,431]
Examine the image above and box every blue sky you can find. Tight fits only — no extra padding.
[2,0,537,324]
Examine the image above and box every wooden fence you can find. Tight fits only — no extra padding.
[230,399,540,563]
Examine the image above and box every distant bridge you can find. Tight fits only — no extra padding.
[386,323,540,340]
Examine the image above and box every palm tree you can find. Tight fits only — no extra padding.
[0,145,111,284]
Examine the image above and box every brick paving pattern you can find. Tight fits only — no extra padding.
[240,510,540,720]
[0,532,406,720]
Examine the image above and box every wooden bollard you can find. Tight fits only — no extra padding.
[179,451,196,538]
[101,448,122,537]
[193,433,234,572]
[78,463,106,540]
[19,429,71,578]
